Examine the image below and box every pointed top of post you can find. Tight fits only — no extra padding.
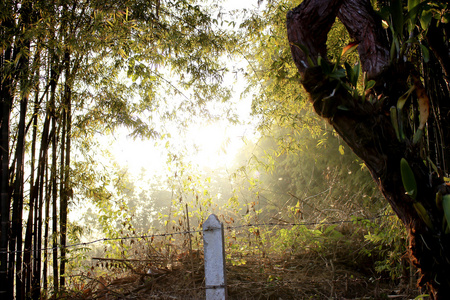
[203,214,221,230]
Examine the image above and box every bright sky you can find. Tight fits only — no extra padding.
[222,0,260,10]
[111,118,252,174]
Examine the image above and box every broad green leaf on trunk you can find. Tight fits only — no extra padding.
[400,158,417,200]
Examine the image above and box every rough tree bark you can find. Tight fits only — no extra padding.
[287,0,450,298]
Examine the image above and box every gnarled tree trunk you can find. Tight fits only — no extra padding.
[287,0,450,298]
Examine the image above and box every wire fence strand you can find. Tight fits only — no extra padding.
[0,214,394,255]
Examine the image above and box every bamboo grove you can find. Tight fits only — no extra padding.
[0,0,236,298]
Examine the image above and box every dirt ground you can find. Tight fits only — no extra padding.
[60,248,422,300]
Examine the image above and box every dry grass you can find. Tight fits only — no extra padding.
[61,244,420,300]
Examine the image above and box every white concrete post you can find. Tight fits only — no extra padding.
[203,214,227,300]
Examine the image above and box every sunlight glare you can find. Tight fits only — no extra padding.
[109,120,250,177]
[187,122,244,169]
[110,131,168,176]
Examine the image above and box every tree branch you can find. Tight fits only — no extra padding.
[286,0,343,75]
[337,0,389,78]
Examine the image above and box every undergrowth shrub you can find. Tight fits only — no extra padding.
[353,209,409,280]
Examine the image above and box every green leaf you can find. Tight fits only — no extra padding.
[397,85,415,110]
[390,106,400,141]
[353,63,360,87]
[329,68,346,80]
[420,44,430,63]
[390,37,398,62]
[442,11,449,24]
[400,158,417,200]
[390,0,404,36]
[406,0,420,33]
[318,56,330,74]
[292,42,314,67]
[344,62,354,84]
[337,105,350,111]
[420,9,432,30]
[442,195,450,233]
[427,157,439,176]
[408,0,420,13]
[292,42,309,57]
[413,202,433,229]
[365,80,375,91]
[413,128,423,144]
